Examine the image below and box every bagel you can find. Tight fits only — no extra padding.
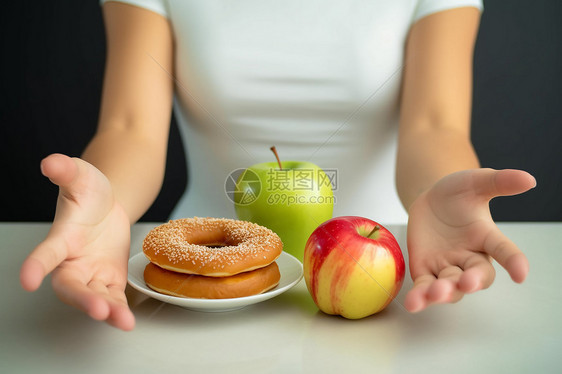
[144,261,281,299]
[142,217,283,277]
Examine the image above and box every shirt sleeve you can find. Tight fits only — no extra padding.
[412,0,483,23]
[99,0,169,19]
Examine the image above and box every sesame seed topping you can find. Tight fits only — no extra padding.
[142,217,283,276]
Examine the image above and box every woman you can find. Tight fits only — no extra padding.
[19,0,536,331]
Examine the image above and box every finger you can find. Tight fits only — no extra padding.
[41,154,102,206]
[426,266,465,304]
[89,280,135,330]
[106,285,136,331]
[85,284,135,331]
[458,255,496,293]
[20,236,69,291]
[484,228,529,283]
[405,274,435,313]
[53,270,135,330]
[473,169,536,200]
[41,154,79,188]
[87,279,111,296]
[52,268,111,321]
[106,305,136,331]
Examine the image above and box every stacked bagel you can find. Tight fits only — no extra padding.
[142,217,283,299]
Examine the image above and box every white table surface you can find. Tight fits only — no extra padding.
[1,222,560,374]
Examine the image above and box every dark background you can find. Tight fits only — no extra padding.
[1,0,561,222]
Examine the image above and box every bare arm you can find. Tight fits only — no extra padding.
[83,2,174,222]
[19,3,175,330]
[396,7,481,211]
[397,8,536,313]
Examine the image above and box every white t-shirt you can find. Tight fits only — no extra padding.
[101,0,483,224]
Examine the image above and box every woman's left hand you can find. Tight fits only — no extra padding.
[404,168,536,312]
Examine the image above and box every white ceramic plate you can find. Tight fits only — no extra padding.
[127,251,303,312]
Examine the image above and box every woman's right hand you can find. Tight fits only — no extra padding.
[20,154,135,330]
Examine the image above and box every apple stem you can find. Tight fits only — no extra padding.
[270,146,283,170]
[367,225,380,239]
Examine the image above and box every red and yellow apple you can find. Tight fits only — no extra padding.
[303,216,405,319]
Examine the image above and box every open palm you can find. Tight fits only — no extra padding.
[405,169,536,312]
[20,154,135,330]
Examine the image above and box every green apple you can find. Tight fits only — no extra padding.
[234,147,334,261]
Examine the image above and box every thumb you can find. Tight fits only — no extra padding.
[41,154,107,207]
[40,153,79,189]
[473,169,536,201]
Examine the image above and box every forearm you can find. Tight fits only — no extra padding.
[396,127,480,211]
[82,128,167,223]
[396,8,481,212]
